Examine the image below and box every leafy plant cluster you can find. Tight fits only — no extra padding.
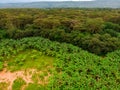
[12,78,26,90]
[7,49,54,72]
[0,37,120,89]
[51,51,120,90]
[0,9,120,55]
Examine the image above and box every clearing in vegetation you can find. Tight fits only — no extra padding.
[0,50,54,90]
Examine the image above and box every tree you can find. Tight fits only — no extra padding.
[85,18,104,33]
[12,14,33,29]
[33,18,60,29]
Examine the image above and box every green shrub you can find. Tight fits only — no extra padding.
[25,84,45,90]
[12,78,26,90]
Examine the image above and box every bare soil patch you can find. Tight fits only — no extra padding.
[0,68,50,90]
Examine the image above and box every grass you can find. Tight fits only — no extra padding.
[25,83,46,90]
[7,49,54,72]
[12,78,26,90]
[32,70,49,84]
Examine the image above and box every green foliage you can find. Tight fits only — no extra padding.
[0,8,120,89]
[84,18,105,33]
[12,78,26,90]
[0,9,120,55]
[102,29,119,37]
[104,22,120,32]
[7,50,54,71]
[82,34,120,55]
[0,37,119,89]
[0,30,6,39]
[49,49,120,90]
[25,84,45,90]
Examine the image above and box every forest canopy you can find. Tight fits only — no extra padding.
[0,8,120,55]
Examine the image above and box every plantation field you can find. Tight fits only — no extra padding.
[0,37,120,90]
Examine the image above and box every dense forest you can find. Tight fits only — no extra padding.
[0,8,120,90]
[0,8,120,55]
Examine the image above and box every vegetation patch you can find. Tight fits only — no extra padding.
[0,48,54,90]
[0,9,120,55]
[25,83,46,90]
[0,36,119,89]
[7,50,54,71]
[0,8,120,89]
[12,78,26,90]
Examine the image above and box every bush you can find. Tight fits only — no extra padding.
[12,78,26,90]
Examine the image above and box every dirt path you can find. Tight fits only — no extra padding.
[0,68,50,90]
